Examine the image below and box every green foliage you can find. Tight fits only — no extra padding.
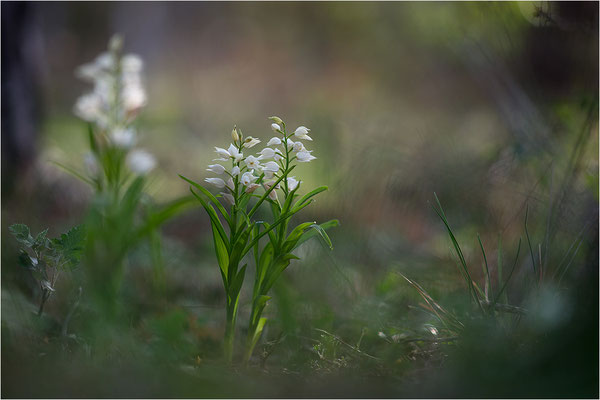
[9,223,86,316]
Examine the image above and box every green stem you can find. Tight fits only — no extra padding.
[224,298,238,364]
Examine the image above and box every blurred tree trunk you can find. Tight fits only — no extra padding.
[1,2,43,197]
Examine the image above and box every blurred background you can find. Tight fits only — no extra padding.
[2,2,598,397]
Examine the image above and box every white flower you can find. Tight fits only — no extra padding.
[283,138,295,150]
[93,76,115,103]
[245,183,260,193]
[243,137,261,148]
[75,62,101,82]
[287,176,301,191]
[205,177,226,189]
[257,147,280,160]
[226,177,234,191]
[231,166,240,176]
[267,137,282,146]
[241,171,257,186]
[262,161,280,173]
[244,155,260,170]
[264,180,280,201]
[292,141,305,153]
[121,54,143,73]
[74,93,103,122]
[84,153,99,176]
[294,126,312,141]
[220,192,235,206]
[271,123,281,133]
[95,52,115,70]
[227,144,243,162]
[264,180,281,190]
[296,150,316,163]
[264,170,275,179]
[273,152,283,162]
[127,149,156,174]
[214,147,231,161]
[122,84,146,112]
[110,128,136,148]
[207,164,226,174]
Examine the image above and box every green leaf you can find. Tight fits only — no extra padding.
[295,219,339,249]
[229,264,247,299]
[190,188,230,252]
[135,195,196,241]
[51,161,96,187]
[33,229,49,250]
[282,221,315,253]
[292,186,327,212]
[263,254,299,293]
[247,317,268,361]
[9,224,34,247]
[211,219,230,279]
[17,250,34,269]
[51,225,86,269]
[179,174,231,225]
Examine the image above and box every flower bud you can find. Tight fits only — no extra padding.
[231,126,240,143]
[109,34,123,54]
[244,136,261,148]
[268,116,283,125]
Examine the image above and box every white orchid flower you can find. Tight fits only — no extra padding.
[227,144,243,162]
[294,126,312,141]
[127,149,156,174]
[296,150,316,163]
[287,176,301,191]
[110,128,137,148]
[267,137,282,146]
[241,171,258,186]
[207,164,226,174]
[271,123,281,133]
[283,138,295,150]
[292,141,305,153]
[220,192,235,206]
[122,84,146,112]
[264,180,281,190]
[205,177,226,189]
[121,54,143,73]
[231,166,240,176]
[243,137,261,148]
[257,147,280,160]
[245,183,260,194]
[245,155,260,170]
[74,93,103,122]
[262,161,280,173]
[95,52,115,70]
[214,147,231,161]
[226,177,234,191]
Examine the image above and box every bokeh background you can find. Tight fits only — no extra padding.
[2,2,598,397]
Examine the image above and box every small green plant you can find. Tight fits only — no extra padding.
[9,224,85,316]
[61,35,192,319]
[181,117,338,363]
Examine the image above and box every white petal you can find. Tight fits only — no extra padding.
[267,137,282,146]
[127,149,156,174]
[205,177,226,189]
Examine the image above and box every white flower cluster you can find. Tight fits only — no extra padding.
[74,37,156,176]
[204,122,316,204]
